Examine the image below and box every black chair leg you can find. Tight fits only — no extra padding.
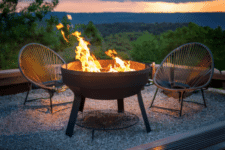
[49,91,54,114]
[201,88,207,107]
[149,88,158,108]
[178,92,181,102]
[24,83,32,105]
[179,91,185,117]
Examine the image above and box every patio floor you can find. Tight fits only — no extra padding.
[0,85,225,150]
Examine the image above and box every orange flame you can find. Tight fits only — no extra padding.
[56,23,64,30]
[56,23,69,43]
[105,50,135,72]
[72,31,102,72]
[67,14,72,20]
[56,15,135,72]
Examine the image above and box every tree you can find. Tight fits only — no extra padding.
[45,15,59,33]
[130,32,162,64]
[104,33,133,52]
[0,0,59,43]
[209,26,225,72]
[84,21,103,46]
[0,0,59,70]
[158,29,187,58]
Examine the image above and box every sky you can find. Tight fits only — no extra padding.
[16,0,225,13]
[52,0,225,13]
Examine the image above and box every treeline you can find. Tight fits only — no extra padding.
[0,0,59,70]
[100,22,225,72]
[96,22,190,37]
[1,0,224,72]
[0,0,102,70]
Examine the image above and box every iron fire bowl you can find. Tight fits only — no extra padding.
[61,60,150,100]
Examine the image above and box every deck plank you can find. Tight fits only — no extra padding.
[127,121,225,150]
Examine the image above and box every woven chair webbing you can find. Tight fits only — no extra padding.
[155,43,213,89]
[20,44,64,85]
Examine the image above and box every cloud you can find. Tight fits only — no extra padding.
[54,0,225,13]
[100,0,214,3]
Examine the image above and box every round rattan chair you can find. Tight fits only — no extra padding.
[18,43,67,113]
[149,42,214,117]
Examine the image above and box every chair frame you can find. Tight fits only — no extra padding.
[18,43,66,113]
[149,42,214,117]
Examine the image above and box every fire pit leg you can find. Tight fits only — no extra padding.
[79,95,86,112]
[117,99,124,113]
[137,91,151,133]
[66,95,82,137]
[92,130,95,141]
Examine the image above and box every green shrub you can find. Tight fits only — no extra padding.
[130,32,163,64]
[0,43,19,70]
[60,45,77,63]
[40,31,60,49]
[157,22,225,71]
[92,46,108,60]
[84,21,103,46]
[104,33,133,52]
[0,0,59,70]
[116,51,130,60]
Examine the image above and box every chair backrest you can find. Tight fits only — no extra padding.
[154,42,214,90]
[18,43,66,90]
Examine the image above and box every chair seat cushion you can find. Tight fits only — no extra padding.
[157,81,193,98]
[157,80,190,90]
[171,82,190,89]
[43,80,67,93]
[157,80,172,89]
[43,80,64,88]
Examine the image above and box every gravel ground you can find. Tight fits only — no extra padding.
[0,85,225,150]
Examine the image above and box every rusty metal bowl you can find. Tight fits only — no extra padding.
[61,60,150,99]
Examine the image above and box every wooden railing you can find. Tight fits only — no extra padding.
[0,69,28,86]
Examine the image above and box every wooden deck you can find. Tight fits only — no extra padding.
[127,120,225,150]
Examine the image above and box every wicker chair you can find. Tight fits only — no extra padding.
[149,42,214,117]
[18,43,67,113]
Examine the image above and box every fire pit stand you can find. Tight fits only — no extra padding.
[65,91,151,138]
[76,109,139,140]
[61,60,152,138]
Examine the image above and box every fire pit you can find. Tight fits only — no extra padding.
[56,18,151,137]
[62,60,149,99]
[61,60,152,137]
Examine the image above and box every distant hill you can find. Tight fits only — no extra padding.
[9,12,224,37]
[95,22,190,37]
[20,11,224,38]
[44,12,225,31]
[35,13,191,38]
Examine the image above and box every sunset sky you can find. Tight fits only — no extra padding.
[51,0,225,13]
[15,0,225,13]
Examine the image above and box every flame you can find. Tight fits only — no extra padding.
[56,23,64,30]
[72,31,102,72]
[108,64,118,72]
[56,15,135,72]
[56,23,69,43]
[61,30,69,43]
[67,14,72,20]
[67,24,70,30]
[105,50,135,72]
